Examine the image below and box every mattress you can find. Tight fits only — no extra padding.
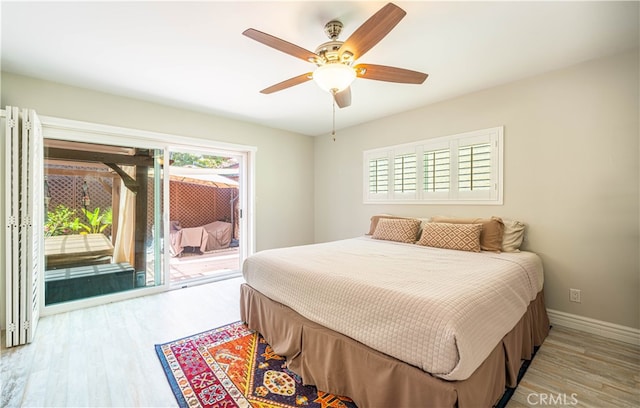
[242,236,544,381]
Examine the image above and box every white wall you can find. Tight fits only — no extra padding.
[314,49,640,330]
[0,72,315,328]
[2,50,638,333]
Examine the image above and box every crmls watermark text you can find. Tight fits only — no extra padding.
[527,393,579,406]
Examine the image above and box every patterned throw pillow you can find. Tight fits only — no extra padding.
[430,216,504,252]
[372,218,422,243]
[417,222,482,252]
[367,214,413,235]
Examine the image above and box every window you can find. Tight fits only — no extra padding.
[368,157,389,194]
[423,148,450,193]
[458,143,491,191]
[363,127,503,204]
[394,153,416,193]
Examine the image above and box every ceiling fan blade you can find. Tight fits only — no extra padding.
[355,64,428,84]
[243,28,318,63]
[334,87,352,108]
[339,3,406,60]
[260,73,313,94]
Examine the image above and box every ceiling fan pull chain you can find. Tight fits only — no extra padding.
[331,92,337,142]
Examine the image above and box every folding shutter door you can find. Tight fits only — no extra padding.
[4,106,43,347]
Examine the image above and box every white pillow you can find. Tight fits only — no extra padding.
[502,219,526,252]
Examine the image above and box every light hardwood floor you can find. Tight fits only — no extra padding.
[1,277,638,407]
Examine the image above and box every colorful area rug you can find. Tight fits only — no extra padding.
[156,321,538,408]
[155,321,357,407]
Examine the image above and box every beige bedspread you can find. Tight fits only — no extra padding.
[242,236,543,381]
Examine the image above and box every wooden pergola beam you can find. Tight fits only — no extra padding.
[45,147,154,167]
[44,168,117,178]
[104,163,139,194]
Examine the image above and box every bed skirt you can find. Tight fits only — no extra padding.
[240,283,550,408]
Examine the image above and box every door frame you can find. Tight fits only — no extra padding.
[165,145,250,288]
[37,115,256,317]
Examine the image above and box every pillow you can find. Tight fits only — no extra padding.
[372,218,422,244]
[430,216,504,252]
[502,219,526,252]
[417,222,482,252]
[367,214,414,235]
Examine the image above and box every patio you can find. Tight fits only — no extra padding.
[44,147,242,294]
[169,247,241,284]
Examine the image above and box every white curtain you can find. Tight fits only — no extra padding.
[113,165,135,264]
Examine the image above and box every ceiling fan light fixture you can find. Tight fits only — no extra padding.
[244,2,427,110]
[313,63,356,93]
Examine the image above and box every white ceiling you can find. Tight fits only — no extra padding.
[2,1,638,136]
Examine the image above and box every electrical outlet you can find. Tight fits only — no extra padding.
[569,288,581,303]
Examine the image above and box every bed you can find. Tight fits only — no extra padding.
[170,220,232,256]
[240,217,550,407]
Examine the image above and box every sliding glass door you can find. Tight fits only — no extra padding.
[168,149,243,286]
[25,114,256,316]
[43,140,165,305]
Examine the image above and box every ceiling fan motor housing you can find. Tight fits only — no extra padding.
[314,20,354,67]
[315,40,353,66]
[324,20,343,40]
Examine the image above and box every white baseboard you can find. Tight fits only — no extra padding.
[547,309,640,346]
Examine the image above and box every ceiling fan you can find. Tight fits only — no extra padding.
[243,2,428,109]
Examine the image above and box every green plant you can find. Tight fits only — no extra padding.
[102,207,113,226]
[79,207,113,234]
[170,152,227,168]
[44,205,81,237]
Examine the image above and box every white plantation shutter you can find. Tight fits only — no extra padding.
[26,109,43,344]
[4,107,43,347]
[423,148,450,192]
[363,127,502,204]
[393,153,417,194]
[365,153,391,201]
[5,107,20,347]
[455,131,500,202]
[458,142,492,191]
[368,157,389,194]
